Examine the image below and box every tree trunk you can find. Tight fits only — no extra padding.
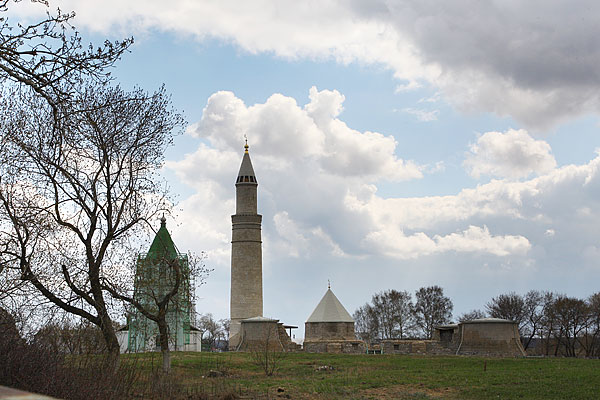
[98,312,120,371]
[157,320,171,373]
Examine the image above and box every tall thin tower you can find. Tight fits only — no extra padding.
[229,141,263,348]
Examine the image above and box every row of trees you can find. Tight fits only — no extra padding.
[353,286,453,342]
[20,313,231,355]
[0,0,205,373]
[464,291,600,357]
[356,286,600,358]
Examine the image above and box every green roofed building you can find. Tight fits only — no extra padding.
[119,217,201,353]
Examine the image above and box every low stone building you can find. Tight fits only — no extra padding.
[452,318,526,357]
[235,317,297,351]
[382,318,526,357]
[303,287,365,354]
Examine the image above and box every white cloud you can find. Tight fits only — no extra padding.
[401,107,439,122]
[160,87,600,327]
[9,0,600,129]
[434,226,530,257]
[464,129,557,180]
[187,87,422,182]
[363,225,529,260]
[163,88,600,264]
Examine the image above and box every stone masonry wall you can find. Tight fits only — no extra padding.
[381,340,455,355]
[305,322,355,341]
[304,340,366,354]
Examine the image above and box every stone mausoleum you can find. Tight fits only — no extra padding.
[303,286,365,353]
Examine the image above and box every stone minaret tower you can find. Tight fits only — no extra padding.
[229,141,263,348]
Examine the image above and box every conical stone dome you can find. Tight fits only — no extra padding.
[306,288,354,323]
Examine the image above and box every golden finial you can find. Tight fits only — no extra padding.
[244,135,249,154]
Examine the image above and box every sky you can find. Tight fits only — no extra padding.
[8,1,600,341]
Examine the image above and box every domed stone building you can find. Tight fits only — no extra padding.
[432,317,526,357]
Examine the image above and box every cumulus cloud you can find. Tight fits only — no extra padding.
[9,0,600,129]
[464,129,557,179]
[165,87,600,264]
[363,225,530,260]
[161,87,600,325]
[187,87,422,182]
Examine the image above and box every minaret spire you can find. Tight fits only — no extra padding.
[230,140,263,349]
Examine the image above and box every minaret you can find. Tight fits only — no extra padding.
[229,141,263,348]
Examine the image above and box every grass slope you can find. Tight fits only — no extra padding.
[123,352,600,399]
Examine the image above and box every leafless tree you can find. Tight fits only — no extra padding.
[219,318,230,346]
[551,295,589,357]
[198,313,222,350]
[0,0,131,112]
[248,324,286,376]
[371,289,414,339]
[353,304,379,344]
[581,293,600,357]
[539,291,560,356]
[0,82,183,368]
[412,286,453,339]
[521,290,545,350]
[486,292,526,329]
[458,309,486,323]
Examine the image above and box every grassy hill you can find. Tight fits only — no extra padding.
[122,351,600,399]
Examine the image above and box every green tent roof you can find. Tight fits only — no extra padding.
[147,217,178,259]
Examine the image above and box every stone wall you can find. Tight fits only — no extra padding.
[305,321,355,341]
[304,340,366,354]
[381,340,455,355]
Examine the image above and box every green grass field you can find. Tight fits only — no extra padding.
[122,352,600,399]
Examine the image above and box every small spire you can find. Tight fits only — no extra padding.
[328,279,331,289]
[244,135,249,154]
[160,213,166,227]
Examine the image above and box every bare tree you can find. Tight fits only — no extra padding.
[198,313,222,350]
[582,293,600,357]
[521,290,545,350]
[552,295,589,357]
[0,0,131,112]
[219,318,230,346]
[353,304,379,344]
[0,82,183,367]
[486,292,526,329]
[412,286,453,339]
[539,291,559,356]
[458,309,486,323]
[248,324,286,376]
[371,289,414,339]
